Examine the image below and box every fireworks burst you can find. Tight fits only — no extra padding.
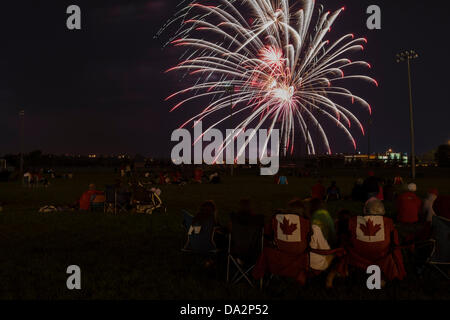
[161,0,377,157]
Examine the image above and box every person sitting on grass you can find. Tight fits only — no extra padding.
[308,200,337,274]
[317,208,351,288]
[351,178,366,202]
[79,183,104,211]
[194,168,203,183]
[209,172,221,184]
[326,181,341,201]
[396,183,422,224]
[183,201,226,265]
[404,189,440,243]
[252,208,311,285]
[344,200,406,287]
[423,189,439,223]
[228,198,257,232]
[228,199,265,266]
[363,171,380,200]
[277,175,288,185]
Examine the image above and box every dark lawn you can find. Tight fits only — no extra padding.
[0,169,449,299]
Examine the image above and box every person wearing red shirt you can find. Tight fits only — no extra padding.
[79,184,103,211]
[311,180,326,200]
[433,195,450,220]
[396,183,422,224]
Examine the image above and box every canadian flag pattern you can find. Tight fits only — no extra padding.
[356,216,385,242]
[276,214,301,242]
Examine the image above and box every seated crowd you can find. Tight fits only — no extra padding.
[181,174,449,288]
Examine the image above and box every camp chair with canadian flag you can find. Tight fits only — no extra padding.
[226,213,265,287]
[344,214,407,281]
[252,210,310,287]
[181,210,219,254]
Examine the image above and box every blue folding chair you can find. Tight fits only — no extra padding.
[427,216,450,279]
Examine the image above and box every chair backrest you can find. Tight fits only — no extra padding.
[117,192,131,205]
[278,176,288,185]
[433,195,450,220]
[273,213,309,254]
[230,213,264,262]
[431,216,450,263]
[104,185,116,203]
[354,216,387,243]
[134,186,151,202]
[182,210,193,231]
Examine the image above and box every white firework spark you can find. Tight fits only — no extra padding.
[161,0,377,159]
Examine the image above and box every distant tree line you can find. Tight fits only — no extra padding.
[0,150,171,170]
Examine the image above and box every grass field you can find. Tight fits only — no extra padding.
[0,168,449,300]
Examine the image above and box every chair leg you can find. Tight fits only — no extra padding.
[232,264,255,287]
[431,264,450,280]
[229,257,254,287]
[226,254,230,283]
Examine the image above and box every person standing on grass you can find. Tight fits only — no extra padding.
[311,180,326,200]
[396,183,422,224]
[363,171,380,200]
[351,178,366,202]
[423,189,439,223]
[343,200,406,287]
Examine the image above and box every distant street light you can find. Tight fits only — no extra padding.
[396,50,419,179]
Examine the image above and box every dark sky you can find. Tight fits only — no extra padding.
[0,0,449,157]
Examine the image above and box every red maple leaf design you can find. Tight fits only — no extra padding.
[280,217,297,235]
[360,219,382,237]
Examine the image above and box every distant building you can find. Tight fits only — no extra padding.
[344,149,408,165]
[379,149,409,165]
[437,143,450,167]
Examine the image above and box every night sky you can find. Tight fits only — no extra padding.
[0,0,448,157]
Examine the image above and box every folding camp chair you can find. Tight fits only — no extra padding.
[255,211,311,289]
[104,185,117,214]
[417,216,450,280]
[226,213,264,287]
[180,211,222,275]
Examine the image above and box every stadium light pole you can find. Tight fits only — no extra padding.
[226,84,235,176]
[396,50,419,180]
[19,109,25,180]
[367,114,372,159]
